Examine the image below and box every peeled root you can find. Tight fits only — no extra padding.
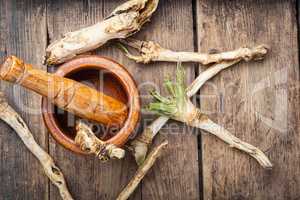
[119,38,268,64]
[45,0,159,65]
[148,64,272,169]
[186,60,240,96]
[186,107,273,169]
[130,116,168,165]
[0,93,73,200]
[75,119,125,161]
[130,55,266,165]
[116,140,168,200]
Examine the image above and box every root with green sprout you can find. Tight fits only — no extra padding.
[130,44,268,166]
[147,64,272,169]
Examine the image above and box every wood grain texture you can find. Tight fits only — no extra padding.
[3,1,300,199]
[46,1,141,200]
[126,0,200,199]
[47,0,199,199]
[196,0,300,199]
[0,0,48,199]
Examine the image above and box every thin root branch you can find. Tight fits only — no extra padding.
[116,140,168,200]
[188,108,273,169]
[0,92,73,200]
[119,38,268,64]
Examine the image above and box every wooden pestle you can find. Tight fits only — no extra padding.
[0,56,128,126]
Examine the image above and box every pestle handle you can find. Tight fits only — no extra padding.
[0,56,128,126]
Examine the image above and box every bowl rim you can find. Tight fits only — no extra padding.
[42,55,140,154]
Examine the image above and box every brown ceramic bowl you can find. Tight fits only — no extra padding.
[42,55,140,154]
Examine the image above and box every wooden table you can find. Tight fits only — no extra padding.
[0,0,299,199]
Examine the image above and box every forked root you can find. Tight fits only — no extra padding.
[75,119,125,162]
[147,64,272,169]
[184,105,273,169]
[130,47,267,165]
[0,92,73,200]
[116,140,168,200]
[45,0,159,64]
[119,38,268,64]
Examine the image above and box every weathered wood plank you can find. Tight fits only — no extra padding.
[196,0,300,199]
[127,0,200,199]
[0,0,48,199]
[46,1,141,199]
[99,1,200,199]
[47,0,199,199]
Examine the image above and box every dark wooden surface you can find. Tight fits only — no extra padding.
[0,0,299,200]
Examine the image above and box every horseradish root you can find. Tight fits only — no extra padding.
[119,38,268,64]
[130,116,168,165]
[148,64,272,169]
[116,140,168,200]
[75,120,125,161]
[0,92,73,200]
[130,60,247,165]
[130,45,267,165]
[45,0,159,64]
